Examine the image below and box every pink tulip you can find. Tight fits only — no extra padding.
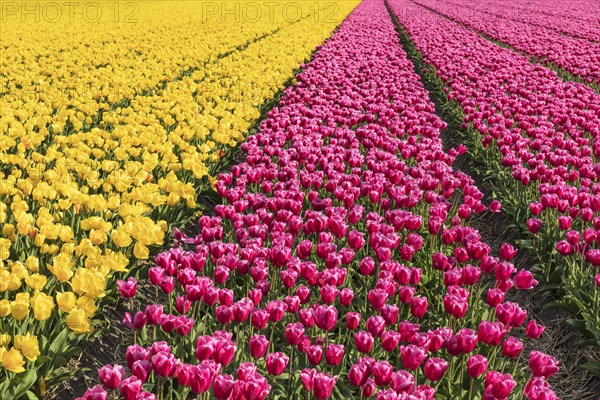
[98,364,125,390]
[346,312,361,330]
[484,371,516,399]
[423,357,448,381]
[513,270,538,290]
[529,351,559,379]
[77,385,107,400]
[249,334,269,359]
[117,277,137,299]
[467,354,488,378]
[214,375,235,400]
[265,352,289,376]
[390,370,415,394]
[119,376,142,400]
[400,344,427,370]
[373,360,394,386]
[131,360,151,383]
[501,336,524,358]
[313,372,337,399]
[313,304,338,331]
[354,331,374,354]
[348,361,370,387]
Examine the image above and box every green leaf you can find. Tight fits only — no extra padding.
[581,362,600,376]
[34,355,52,366]
[274,373,290,381]
[8,370,37,399]
[46,367,86,386]
[48,328,69,356]
[565,319,591,336]
[23,390,39,400]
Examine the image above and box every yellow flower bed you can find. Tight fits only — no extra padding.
[0,0,358,394]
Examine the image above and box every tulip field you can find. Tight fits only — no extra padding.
[1,0,599,399]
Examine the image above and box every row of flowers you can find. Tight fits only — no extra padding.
[388,0,600,360]
[432,0,600,43]
[77,0,558,399]
[0,2,359,397]
[407,0,600,88]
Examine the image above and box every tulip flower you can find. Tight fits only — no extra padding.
[249,308,268,330]
[348,362,370,387]
[131,360,151,383]
[526,218,542,234]
[390,370,415,394]
[467,354,489,378]
[76,385,107,400]
[354,331,374,354]
[489,200,502,213]
[325,343,344,366]
[214,375,235,400]
[339,288,354,306]
[501,336,524,358]
[151,351,178,377]
[265,352,289,376]
[98,364,125,390]
[373,360,394,386]
[423,357,448,381]
[313,304,338,331]
[513,270,538,290]
[313,372,338,399]
[249,335,269,360]
[301,368,317,391]
[119,376,143,400]
[400,344,427,370]
[484,371,516,399]
[345,312,361,331]
[529,351,559,379]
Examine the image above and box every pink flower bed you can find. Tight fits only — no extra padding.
[409,0,600,86]
[389,0,600,348]
[433,0,600,43]
[77,0,558,399]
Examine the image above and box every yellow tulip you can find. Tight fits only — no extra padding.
[0,300,10,317]
[58,226,74,242]
[2,347,25,373]
[0,270,9,292]
[24,256,39,273]
[133,242,150,259]
[14,334,39,362]
[66,308,93,334]
[33,232,46,247]
[30,292,55,321]
[1,224,15,237]
[48,244,59,255]
[0,334,10,347]
[10,262,28,280]
[60,243,76,255]
[48,256,74,283]
[0,239,11,261]
[110,230,132,248]
[76,296,96,316]
[89,229,107,245]
[10,300,29,321]
[25,273,47,291]
[7,274,22,291]
[71,269,105,299]
[56,292,77,313]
